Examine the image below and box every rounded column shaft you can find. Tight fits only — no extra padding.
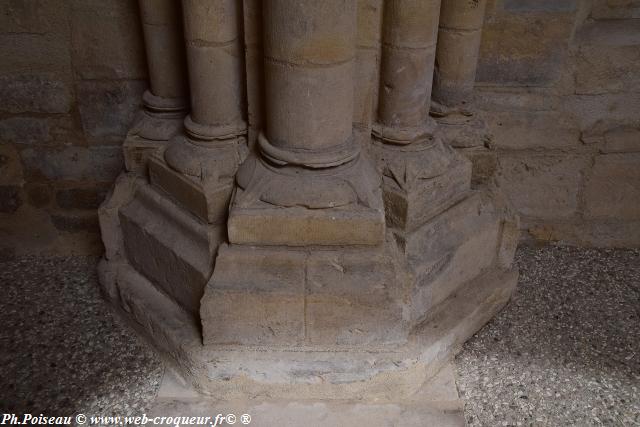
[432,0,487,108]
[182,0,245,137]
[261,0,357,167]
[377,0,441,135]
[139,0,188,104]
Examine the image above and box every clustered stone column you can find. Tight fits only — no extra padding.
[99,0,520,402]
[226,0,384,246]
[431,0,490,147]
[123,0,189,172]
[371,0,470,231]
[149,0,248,224]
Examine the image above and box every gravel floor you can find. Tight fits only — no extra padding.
[0,246,638,425]
[457,246,640,426]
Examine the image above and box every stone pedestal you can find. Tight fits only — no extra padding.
[98,0,520,406]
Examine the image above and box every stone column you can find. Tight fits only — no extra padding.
[150,0,248,224]
[227,0,384,246]
[371,0,470,231]
[124,0,188,173]
[375,0,441,145]
[431,0,489,147]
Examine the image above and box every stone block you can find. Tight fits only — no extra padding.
[456,146,497,187]
[76,80,146,144]
[20,146,123,182]
[574,20,640,95]
[228,204,385,246]
[148,153,233,225]
[122,137,165,175]
[396,193,502,322]
[25,183,51,208]
[381,153,471,231]
[50,212,99,233]
[0,144,23,184]
[56,185,110,211]
[0,185,22,214]
[0,73,71,114]
[98,173,143,261]
[496,154,589,220]
[503,0,578,12]
[477,13,574,86]
[0,117,50,145]
[563,93,640,132]
[487,111,580,150]
[591,0,640,19]
[306,248,407,346]
[584,153,640,221]
[0,33,71,75]
[0,0,69,34]
[202,245,306,346]
[602,127,640,153]
[120,183,224,316]
[70,0,146,80]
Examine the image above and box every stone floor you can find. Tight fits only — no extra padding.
[0,245,638,425]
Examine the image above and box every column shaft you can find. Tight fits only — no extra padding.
[139,0,188,104]
[260,0,357,167]
[377,0,441,138]
[182,0,245,138]
[432,0,487,108]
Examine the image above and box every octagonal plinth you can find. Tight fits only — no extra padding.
[98,180,519,400]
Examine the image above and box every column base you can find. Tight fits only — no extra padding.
[122,98,187,174]
[98,173,225,317]
[148,136,246,224]
[148,363,465,427]
[99,180,519,402]
[371,137,472,231]
[437,115,491,148]
[227,154,386,246]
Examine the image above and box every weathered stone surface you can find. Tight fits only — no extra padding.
[0,73,71,114]
[374,143,472,231]
[584,153,640,221]
[0,33,71,75]
[487,111,580,150]
[0,117,50,145]
[574,20,640,95]
[0,0,69,34]
[70,0,146,80]
[76,80,146,143]
[503,0,578,12]
[25,183,51,208]
[478,13,574,87]
[306,248,407,346]
[601,127,640,153]
[456,146,498,187]
[0,185,22,213]
[98,173,143,261]
[56,186,109,211]
[397,193,503,321]
[20,146,123,182]
[591,0,640,19]
[119,183,224,316]
[202,245,306,346]
[496,154,589,220]
[51,212,99,233]
[101,245,517,400]
[563,92,640,132]
[0,144,23,184]
[149,152,234,225]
